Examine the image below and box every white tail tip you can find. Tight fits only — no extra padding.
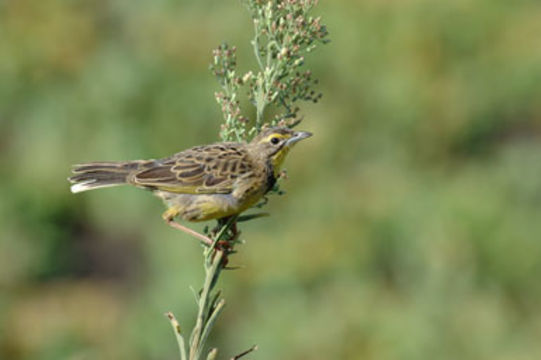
[70,181,122,193]
[70,181,96,193]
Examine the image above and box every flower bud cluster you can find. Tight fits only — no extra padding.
[211,0,329,142]
[246,0,329,128]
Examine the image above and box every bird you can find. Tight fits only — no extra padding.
[69,127,312,245]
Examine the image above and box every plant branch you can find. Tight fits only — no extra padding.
[168,218,237,360]
[189,249,225,359]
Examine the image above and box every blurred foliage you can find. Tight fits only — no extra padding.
[1,0,541,359]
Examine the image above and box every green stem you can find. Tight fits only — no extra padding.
[199,298,226,349]
[189,250,224,360]
[188,217,236,360]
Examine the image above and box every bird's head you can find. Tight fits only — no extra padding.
[249,127,312,173]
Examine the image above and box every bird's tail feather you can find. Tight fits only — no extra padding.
[69,161,140,193]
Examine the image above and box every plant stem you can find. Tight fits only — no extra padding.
[167,218,237,360]
[189,249,225,359]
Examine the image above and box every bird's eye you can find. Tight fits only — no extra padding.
[270,137,280,145]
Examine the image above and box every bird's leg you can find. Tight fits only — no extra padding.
[166,220,214,247]
[162,209,213,247]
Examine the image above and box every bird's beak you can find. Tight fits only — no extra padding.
[286,131,312,146]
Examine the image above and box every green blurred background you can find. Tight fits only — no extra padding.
[2,0,541,359]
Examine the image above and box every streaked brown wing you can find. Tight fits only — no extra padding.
[132,143,252,194]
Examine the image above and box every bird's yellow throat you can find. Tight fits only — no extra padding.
[270,146,291,177]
